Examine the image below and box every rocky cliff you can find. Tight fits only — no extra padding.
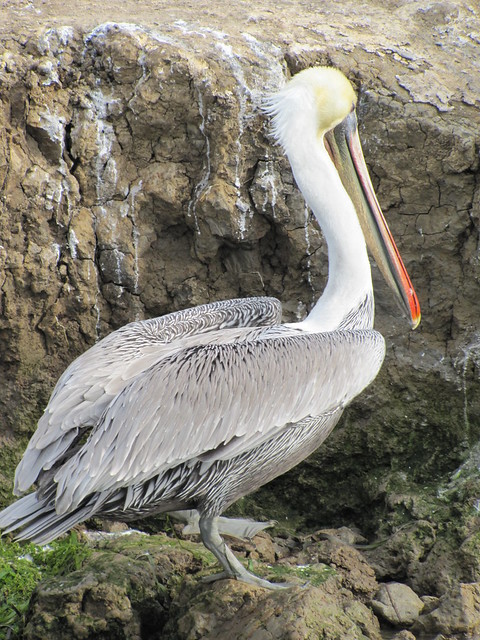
[1,0,480,634]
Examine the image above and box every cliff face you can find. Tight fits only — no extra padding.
[1,0,480,592]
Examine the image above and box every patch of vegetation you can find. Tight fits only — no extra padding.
[0,532,91,640]
[260,561,337,587]
[96,528,217,566]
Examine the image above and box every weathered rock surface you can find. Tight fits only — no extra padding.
[23,532,382,640]
[23,534,202,639]
[169,579,381,640]
[293,531,379,600]
[363,466,480,596]
[371,582,424,627]
[412,582,480,638]
[390,632,416,640]
[1,0,480,627]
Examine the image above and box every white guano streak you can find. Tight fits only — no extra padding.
[188,87,211,235]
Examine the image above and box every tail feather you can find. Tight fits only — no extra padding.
[0,493,44,530]
[0,492,96,545]
[14,505,94,545]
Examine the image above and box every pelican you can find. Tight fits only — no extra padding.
[0,67,420,589]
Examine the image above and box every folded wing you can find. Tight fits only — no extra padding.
[53,328,385,514]
[14,297,282,494]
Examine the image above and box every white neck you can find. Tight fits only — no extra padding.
[285,130,374,332]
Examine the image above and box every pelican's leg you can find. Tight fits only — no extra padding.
[198,514,289,590]
[168,509,276,539]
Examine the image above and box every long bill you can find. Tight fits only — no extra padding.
[324,110,421,329]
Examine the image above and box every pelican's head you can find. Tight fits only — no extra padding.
[266,67,421,329]
[266,67,357,150]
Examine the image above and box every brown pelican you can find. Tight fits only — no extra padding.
[0,67,420,589]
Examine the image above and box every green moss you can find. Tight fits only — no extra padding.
[262,562,337,587]
[97,531,216,568]
[0,542,43,637]
[0,532,91,639]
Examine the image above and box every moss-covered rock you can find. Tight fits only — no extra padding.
[23,533,208,640]
[362,461,480,596]
[19,531,384,640]
[165,579,381,640]
[0,532,91,639]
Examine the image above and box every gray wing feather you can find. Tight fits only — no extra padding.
[53,329,385,514]
[14,297,282,494]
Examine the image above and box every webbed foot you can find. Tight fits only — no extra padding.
[198,514,293,590]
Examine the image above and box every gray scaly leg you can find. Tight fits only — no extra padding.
[198,514,290,590]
